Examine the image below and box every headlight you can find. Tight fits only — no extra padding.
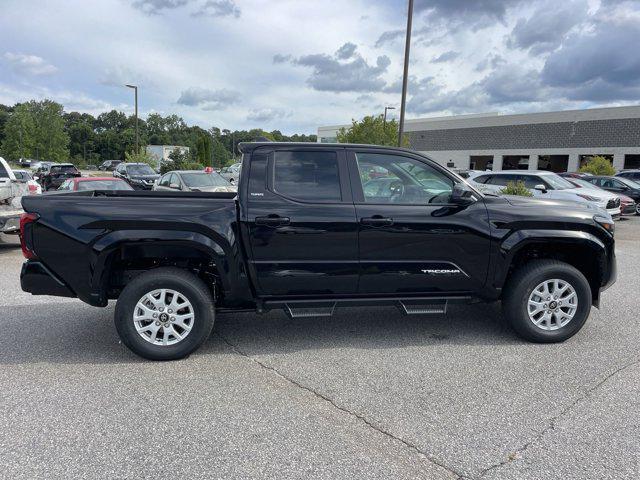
[594,214,615,235]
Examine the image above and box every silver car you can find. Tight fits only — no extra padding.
[219,163,242,184]
[154,170,237,193]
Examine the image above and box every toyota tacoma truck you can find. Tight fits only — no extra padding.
[19,143,616,360]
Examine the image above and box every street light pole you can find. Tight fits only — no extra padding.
[398,0,414,147]
[125,84,139,154]
[383,106,395,127]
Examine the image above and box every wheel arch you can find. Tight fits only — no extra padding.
[86,229,250,307]
[496,230,608,306]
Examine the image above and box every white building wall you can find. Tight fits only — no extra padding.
[416,147,640,171]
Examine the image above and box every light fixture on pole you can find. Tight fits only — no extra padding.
[125,84,139,154]
[383,106,395,127]
[398,0,414,147]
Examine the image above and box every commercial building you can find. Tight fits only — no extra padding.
[146,145,190,169]
[317,105,640,172]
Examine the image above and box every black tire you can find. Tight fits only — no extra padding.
[115,267,215,360]
[502,260,592,343]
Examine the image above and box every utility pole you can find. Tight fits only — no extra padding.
[125,84,139,154]
[383,106,395,127]
[398,0,414,147]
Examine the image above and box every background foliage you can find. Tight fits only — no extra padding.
[500,180,533,197]
[336,114,408,147]
[579,156,616,176]
[0,99,317,168]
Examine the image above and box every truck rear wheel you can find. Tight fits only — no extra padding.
[115,267,215,360]
[503,260,592,343]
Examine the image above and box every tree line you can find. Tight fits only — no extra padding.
[0,100,317,167]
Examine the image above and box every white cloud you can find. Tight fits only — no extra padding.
[4,52,57,76]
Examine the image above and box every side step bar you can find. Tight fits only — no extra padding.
[285,303,336,319]
[278,298,458,319]
[398,300,447,315]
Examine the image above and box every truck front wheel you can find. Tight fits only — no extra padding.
[503,260,592,343]
[114,267,215,360]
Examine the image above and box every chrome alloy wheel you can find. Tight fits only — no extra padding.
[527,279,578,331]
[133,289,195,346]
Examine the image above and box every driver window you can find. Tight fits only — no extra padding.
[356,153,453,204]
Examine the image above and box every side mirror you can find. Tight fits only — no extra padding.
[451,183,477,206]
[534,184,547,193]
[169,183,180,190]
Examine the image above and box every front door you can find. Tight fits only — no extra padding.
[348,149,491,295]
[245,147,358,296]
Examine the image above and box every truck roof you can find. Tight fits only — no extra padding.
[238,142,420,155]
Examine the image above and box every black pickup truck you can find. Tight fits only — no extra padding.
[20,143,616,360]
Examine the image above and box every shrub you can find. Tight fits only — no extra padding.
[500,180,533,197]
[182,162,205,171]
[579,156,615,176]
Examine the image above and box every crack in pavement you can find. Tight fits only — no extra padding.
[479,357,640,478]
[216,333,465,480]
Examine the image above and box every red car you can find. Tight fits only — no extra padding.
[57,177,134,192]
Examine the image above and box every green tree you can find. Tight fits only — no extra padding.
[160,147,191,174]
[125,148,155,167]
[336,114,407,147]
[28,100,70,162]
[1,103,36,161]
[211,138,231,168]
[579,156,616,176]
[500,180,533,197]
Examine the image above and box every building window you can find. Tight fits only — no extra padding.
[470,155,493,171]
[623,155,640,170]
[538,155,569,173]
[502,155,529,170]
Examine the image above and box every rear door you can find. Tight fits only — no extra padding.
[244,147,358,296]
[348,149,490,295]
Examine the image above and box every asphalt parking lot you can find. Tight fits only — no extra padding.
[1,219,639,480]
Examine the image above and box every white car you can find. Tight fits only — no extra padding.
[469,170,621,218]
[0,157,22,204]
[13,169,42,196]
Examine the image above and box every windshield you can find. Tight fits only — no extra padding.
[542,174,575,190]
[618,177,640,189]
[77,180,133,191]
[127,164,155,175]
[182,172,229,187]
[50,165,78,173]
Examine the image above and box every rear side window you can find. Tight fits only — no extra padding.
[273,151,341,202]
[487,175,519,186]
[473,175,491,184]
[0,163,9,177]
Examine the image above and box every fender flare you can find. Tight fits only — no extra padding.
[86,229,233,306]
[493,229,607,289]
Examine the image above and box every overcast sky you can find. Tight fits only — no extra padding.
[1,0,639,134]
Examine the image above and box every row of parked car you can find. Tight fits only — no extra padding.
[464,170,640,217]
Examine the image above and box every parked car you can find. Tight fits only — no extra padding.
[39,163,81,191]
[12,170,42,195]
[154,170,236,193]
[113,162,160,190]
[616,169,640,183]
[559,172,592,179]
[18,158,34,168]
[98,160,122,171]
[469,171,620,217]
[20,142,616,360]
[219,163,242,184]
[582,175,640,215]
[57,177,134,192]
[618,194,637,216]
[564,178,623,219]
[32,161,57,177]
[0,156,21,204]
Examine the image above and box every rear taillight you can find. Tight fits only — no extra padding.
[28,183,38,194]
[19,213,39,259]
